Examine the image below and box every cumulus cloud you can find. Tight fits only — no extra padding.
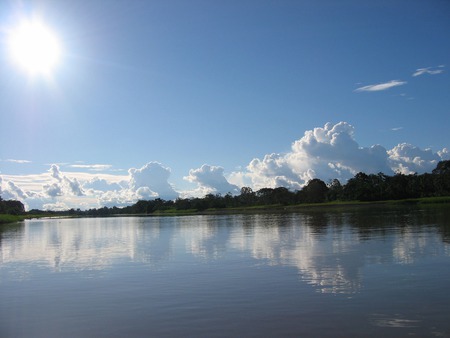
[291,122,392,174]
[438,148,449,160]
[1,124,448,210]
[46,164,84,197]
[354,80,407,92]
[4,181,27,200]
[44,183,62,197]
[412,66,444,77]
[42,201,70,212]
[246,122,390,189]
[0,165,88,210]
[1,162,180,210]
[247,153,304,191]
[49,164,62,181]
[184,164,240,195]
[65,177,84,196]
[129,162,178,200]
[83,177,122,192]
[243,122,447,190]
[388,143,442,174]
[96,190,137,208]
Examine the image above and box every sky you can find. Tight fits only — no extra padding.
[0,0,449,210]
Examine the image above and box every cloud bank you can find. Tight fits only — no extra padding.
[241,122,447,190]
[1,122,448,211]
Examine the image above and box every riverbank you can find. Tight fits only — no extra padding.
[1,196,449,225]
[155,196,450,216]
[0,214,52,225]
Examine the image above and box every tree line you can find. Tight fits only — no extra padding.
[0,196,25,215]
[3,160,450,217]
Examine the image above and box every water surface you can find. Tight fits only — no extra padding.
[1,205,450,337]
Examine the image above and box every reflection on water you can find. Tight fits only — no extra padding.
[0,217,176,272]
[1,206,450,337]
[1,206,449,295]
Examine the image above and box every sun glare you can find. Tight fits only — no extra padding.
[7,19,61,76]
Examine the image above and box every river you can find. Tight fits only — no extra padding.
[1,205,450,337]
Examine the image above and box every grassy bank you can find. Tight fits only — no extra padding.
[0,214,57,225]
[0,214,27,224]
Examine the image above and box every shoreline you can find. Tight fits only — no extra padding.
[2,196,450,225]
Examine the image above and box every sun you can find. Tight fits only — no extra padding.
[7,19,61,76]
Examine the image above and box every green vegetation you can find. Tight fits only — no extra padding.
[0,214,23,224]
[0,197,26,224]
[1,160,450,222]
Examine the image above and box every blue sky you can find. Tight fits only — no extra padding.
[1,0,449,210]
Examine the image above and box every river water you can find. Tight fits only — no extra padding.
[1,205,450,337]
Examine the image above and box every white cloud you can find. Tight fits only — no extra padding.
[4,159,32,164]
[354,80,407,92]
[128,162,178,200]
[70,164,113,171]
[243,122,446,190]
[42,201,70,212]
[5,181,27,200]
[1,162,180,210]
[47,164,85,197]
[412,66,444,77]
[49,164,62,181]
[247,153,304,191]
[64,176,84,196]
[388,143,442,174]
[44,183,62,197]
[1,123,449,210]
[438,148,449,160]
[184,164,240,195]
[83,177,123,192]
[227,170,252,189]
[1,165,93,210]
[96,190,138,208]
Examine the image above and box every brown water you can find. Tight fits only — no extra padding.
[1,205,450,337]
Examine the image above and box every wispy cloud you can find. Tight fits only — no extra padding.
[4,159,32,164]
[69,164,113,171]
[412,65,444,77]
[391,127,403,131]
[354,80,407,92]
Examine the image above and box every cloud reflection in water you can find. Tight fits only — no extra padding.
[1,209,449,294]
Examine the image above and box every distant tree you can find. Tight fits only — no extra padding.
[303,179,328,203]
[272,187,295,205]
[239,187,256,206]
[432,160,450,175]
[343,172,372,201]
[0,199,25,215]
[431,161,450,196]
[256,188,275,205]
[204,194,226,209]
[327,179,343,201]
[223,193,236,208]
[175,198,192,210]
[132,200,150,214]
